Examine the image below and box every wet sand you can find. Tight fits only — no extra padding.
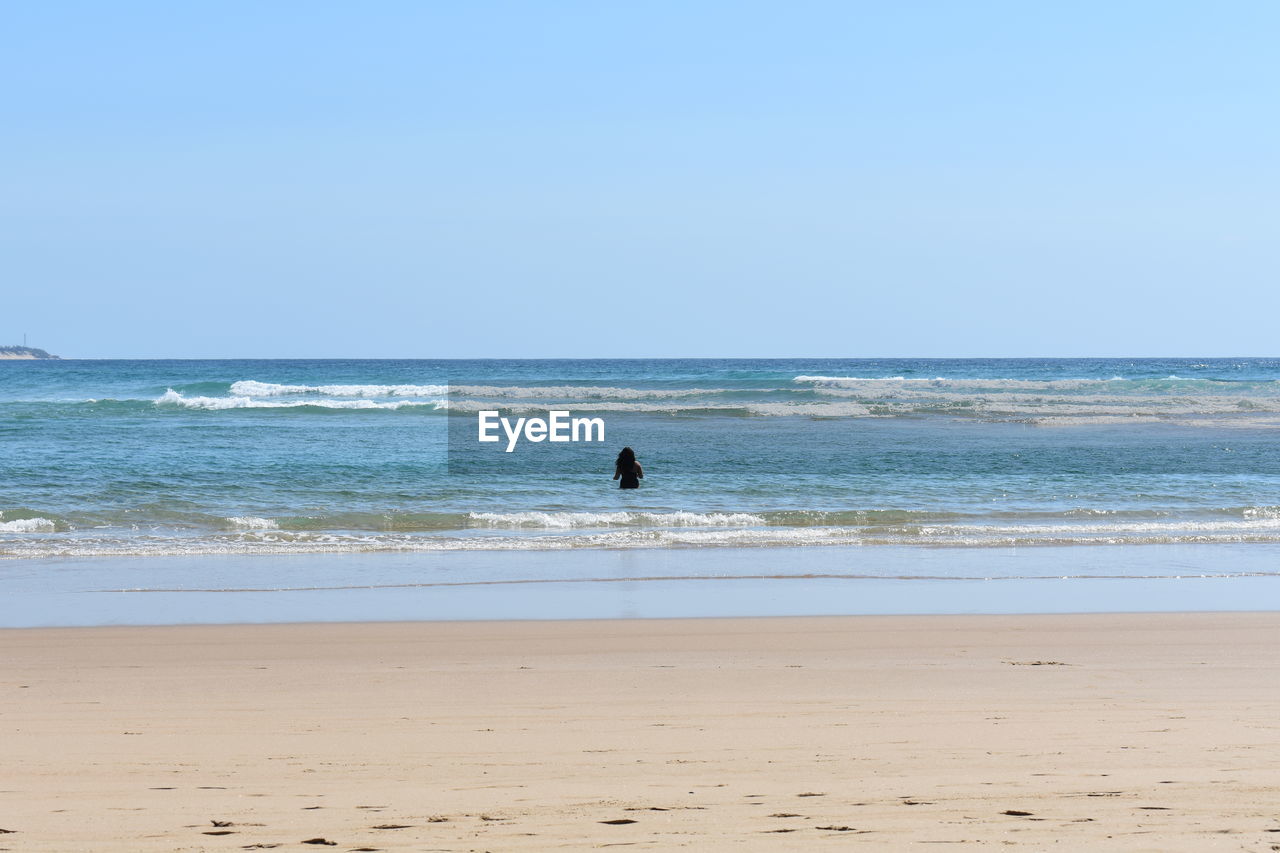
[3,613,1279,850]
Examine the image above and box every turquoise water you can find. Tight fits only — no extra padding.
[4,358,1280,558]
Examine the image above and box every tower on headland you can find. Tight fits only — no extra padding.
[0,343,60,359]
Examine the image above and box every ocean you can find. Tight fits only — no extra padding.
[3,358,1279,624]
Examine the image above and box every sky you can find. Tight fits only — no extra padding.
[2,1,1278,358]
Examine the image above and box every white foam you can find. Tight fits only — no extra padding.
[793,375,1220,391]
[468,511,767,528]
[156,389,445,410]
[0,517,56,533]
[230,380,448,398]
[794,375,912,382]
[229,380,714,400]
[443,399,874,417]
[450,384,714,400]
[225,516,279,530]
[11,517,1280,556]
[155,376,1280,422]
[795,375,1126,390]
[745,402,872,417]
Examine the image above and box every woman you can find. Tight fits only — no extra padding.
[613,447,644,489]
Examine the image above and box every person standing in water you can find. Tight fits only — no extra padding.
[613,447,643,489]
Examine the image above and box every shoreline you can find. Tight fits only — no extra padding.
[5,605,1280,630]
[5,543,1280,627]
[5,612,1279,850]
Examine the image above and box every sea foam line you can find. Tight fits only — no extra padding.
[230,380,717,400]
[13,513,1280,558]
[224,516,279,530]
[468,510,767,528]
[791,375,1258,390]
[230,380,448,398]
[444,399,874,417]
[156,389,447,410]
[0,517,56,533]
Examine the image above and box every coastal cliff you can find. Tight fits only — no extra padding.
[0,345,60,359]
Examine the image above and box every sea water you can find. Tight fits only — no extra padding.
[2,358,1279,623]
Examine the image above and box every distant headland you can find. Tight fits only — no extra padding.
[0,345,60,360]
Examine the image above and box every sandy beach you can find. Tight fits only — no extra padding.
[3,613,1279,851]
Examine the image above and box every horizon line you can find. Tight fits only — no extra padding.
[12,355,1280,362]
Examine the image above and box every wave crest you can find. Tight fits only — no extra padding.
[0,517,57,533]
[230,380,448,398]
[156,389,446,411]
[467,511,767,528]
[224,516,279,530]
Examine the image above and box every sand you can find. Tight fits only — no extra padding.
[3,613,1280,851]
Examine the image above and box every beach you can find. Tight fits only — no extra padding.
[5,612,1279,851]
[5,358,1280,849]
[11,0,1280,846]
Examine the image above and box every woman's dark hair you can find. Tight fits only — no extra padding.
[616,446,636,471]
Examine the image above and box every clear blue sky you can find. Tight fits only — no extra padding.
[3,1,1277,358]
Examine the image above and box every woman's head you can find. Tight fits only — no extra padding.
[617,446,635,465]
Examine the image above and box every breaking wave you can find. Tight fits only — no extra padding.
[10,523,1280,558]
[468,510,768,528]
[134,375,1280,423]
[230,380,448,397]
[155,389,447,411]
[230,380,713,400]
[224,516,279,530]
[3,373,1276,423]
[0,517,56,533]
[10,505,1280,557]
